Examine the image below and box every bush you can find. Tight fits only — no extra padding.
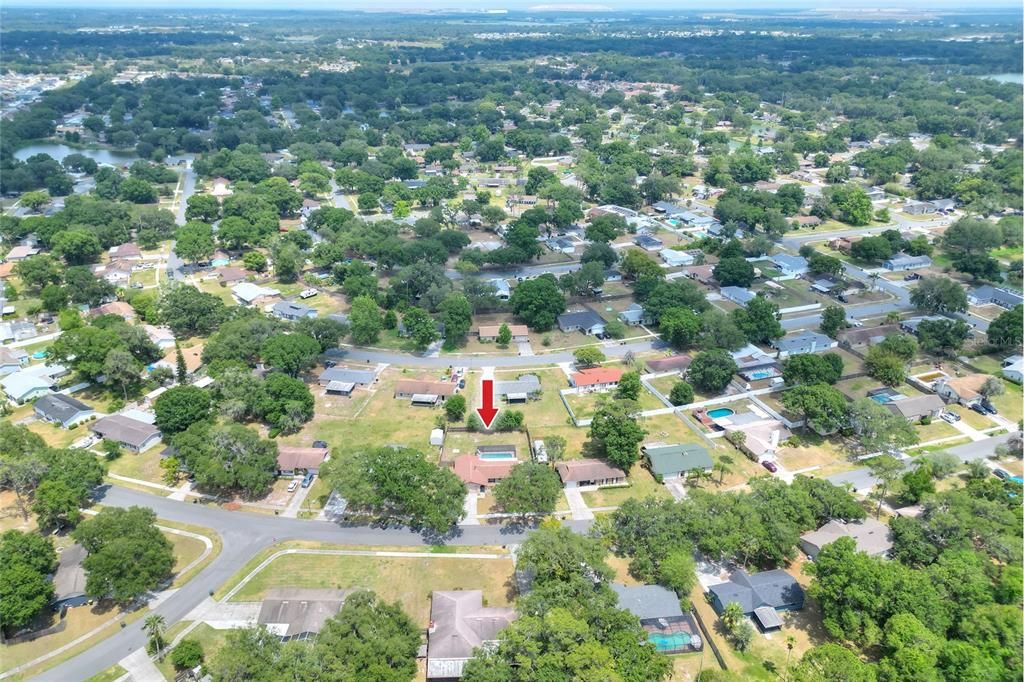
[541,336,552,347]
[170,639,204,669]
[920,415,932,425]
[669,381,694,406]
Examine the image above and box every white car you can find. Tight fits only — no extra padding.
[940,411,960,424]
[847,318,863,327]
[287,480,299,492]
[299,288,318,299]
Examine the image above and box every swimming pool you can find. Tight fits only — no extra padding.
[648,631,693,652]
[869,394,892,404]
[707,408,735,419]
[479,451,516,461]
[749,370,773,380]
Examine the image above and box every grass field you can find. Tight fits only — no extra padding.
[154,624,229,681]
[492,368,589,456]
[581,464,670,507]
[106,448,166,485]
[563,385,664,421]
[227,551,515,626]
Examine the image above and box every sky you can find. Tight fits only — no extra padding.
[5,1,1022,10]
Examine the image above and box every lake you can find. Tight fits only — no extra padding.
[981,73,1024,85]
[14,143,194,168]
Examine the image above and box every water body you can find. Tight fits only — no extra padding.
[981,73,1024,85]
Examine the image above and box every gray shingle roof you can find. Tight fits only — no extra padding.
[709,569,804,614]
[34,393,93,424]
[611,583,684,620]
[557,309,605,330]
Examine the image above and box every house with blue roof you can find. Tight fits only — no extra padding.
[771,331,838,358]
[720,286,756,306]
[883,253,932,272]
[770,253,809,277]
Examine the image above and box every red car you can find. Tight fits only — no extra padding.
[761,460,778,473]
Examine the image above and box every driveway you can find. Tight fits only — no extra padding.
[563,488,594,521]
[281,481,315,518]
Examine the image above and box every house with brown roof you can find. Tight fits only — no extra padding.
[839,324,901,349]
[427,591,517,679]
[646,355,692,374]
[108,243,142,260]
[555,459,627,489]
[218,266,249,285]
[477,324,529,342]
[4,245,40,261]
[935,374,989,406]
[155,343,203,377]
[89,301,135,320]
[682,264,715,284]
[452,454,518,492]
[276,446,328,476]
[394,379,458,403]
[570,367,623,392]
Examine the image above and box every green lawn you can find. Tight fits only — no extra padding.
[563,386,664,421]
[581,464,670,507]
[155,624,229,681]
[990,380,1023,424]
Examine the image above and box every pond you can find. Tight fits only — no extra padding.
[980,73,1024,85]
[14,143,194,168]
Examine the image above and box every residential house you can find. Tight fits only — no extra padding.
[210,177,232,198]
[827,236,859,253]
[839,324,901,350]
[90,414,161,452]
[634,235,663,251]
[864,186,886,201]
[427,591,517,679]
[0,346,29,376]
[799,519,893,560]
[90,301,136,320]
[646,354,692,374]
[258,588,348,641]
[1,364,66,403]
[618,303,653,327]
[682,265,715,284]
[935,374,989,406]
[555,459,627,489]
[611,583,703,654]
[494,374,541,403]
[652,201,687,218]
[478,324,528,342]
[769,254,809,277]
[659,249,694,267]
[772,331,838,358]
[885,395,944,421]
[394,378,457,404]
[931,198,956,212]
[724,418,791,459]
[557,310,606,335]
[276,446,328,476]
[902,199,936,215]
[4,245,40,261]
[883,253,932,271]
[51,544,88,608]
[232,282,281,307]
[968,285,1024,310]
[708,569,805,631]
[92,260,133,285]
[604,269,623,283]
[642,443,713,481]
[272,301,318,321]
[327,313,350,326]
[547,237,575,255]
[900,315,946,335]
[720,286,756,306]
[218,266,249,286]
[570,367,624,392]
[1001,355,1023,383]
[108,243,142,260]
[33,393,95,428]
[453,455,518,493]
[490,278,511,301]
[143,325,176,350]
[0,321,41,344]
[154,343,203,378]
[791,215,822,228]
[318,368,376,387]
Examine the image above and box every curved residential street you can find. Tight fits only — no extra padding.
[31,486,590,682]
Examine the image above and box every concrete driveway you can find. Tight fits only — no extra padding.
[563,488,594,521]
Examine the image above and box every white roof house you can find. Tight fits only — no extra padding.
[660,249,695,267]
[232,282,281,305]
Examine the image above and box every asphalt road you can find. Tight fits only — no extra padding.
[35,485,588,682]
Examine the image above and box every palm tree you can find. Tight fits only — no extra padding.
[144,614,166,659]
[868,272,880,292]
[720,602,745,633]
[716,455,735,485]
[784,635,796,680]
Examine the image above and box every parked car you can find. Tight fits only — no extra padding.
[847,318,863,327]
[287,480,299,492]
[993,469,1010,480]
[971,402,989,415]
[904,273,922,281]
[940,411,960,424]
[301,471,315,488]
[299,288,318,299]
[312,440,328,449]
[981,400,998,415]
[761,460,778,473]
[324,360,337,368]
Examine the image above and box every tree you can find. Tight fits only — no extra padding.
[175,423,279,495]
[349,295,383,345]
[242,250,267,272]
[170,639,204,670]
[103,348,142,400]
[154,385,211,434]
[261,333,320,377]
[186,194,220,222]
[316,590,421,681]
[14,254,63,290]
[848,398,919,454]
[808,252,843,277]
[445,394,467,421]
[0,530,57,633]
[439,293,472,348]
[585,214,627,243]
[496,323,512,346]
[850,236,893,262]
[899,462,936,505]
[207,626,283,681]
[323,447,465,532]
[295,317,349,352]
[402,307,438,351]
[120,177,158,204]
[917,318,970,356]
[826,184,873,225]
[687,350,738,394]
[493,462,562,516]
[73,506,174,605]
[144,614,167,659]
[574,346,606,367]
[617,370,642,401]
[713,257,755,287]
[509,275,566,331]
[659,307,701,349]
[52,229,102,264]
[980,376,1005,399]
[781,384,849,435]
[791,644,877,682]
[49,325,124,381]
[669,381,694,406]
[20,190,49,211]
[867,455,905,517]
[493,410,524,431]
[159,285,226,337]
[732,295,784,343]
[865,346,907,386]
[581,241,618,268]
[32,479,83,529]
[911,277,969,314]
[589,401,647,469]
[699,309,747,351]
[987,305,1023,349]
[819,305,848,338]
[943,217,1002,258]
[174,221,215,264]
[782,353,844,386]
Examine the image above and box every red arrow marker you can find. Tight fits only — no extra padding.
[476,379,499,429]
